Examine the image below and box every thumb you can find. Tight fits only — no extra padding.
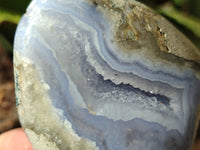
[0,128,33,150]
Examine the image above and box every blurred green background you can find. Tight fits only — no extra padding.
[0,0,30,14]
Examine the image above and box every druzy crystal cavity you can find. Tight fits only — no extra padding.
[14,0,200,150]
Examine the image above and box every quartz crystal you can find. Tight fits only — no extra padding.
[14,0,200,150]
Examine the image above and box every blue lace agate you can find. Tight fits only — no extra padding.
[14,0,200,150]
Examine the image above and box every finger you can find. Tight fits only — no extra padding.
[0,128,33,150]
[192,139,200,150]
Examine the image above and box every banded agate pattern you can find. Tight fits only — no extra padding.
[14,0,200,150]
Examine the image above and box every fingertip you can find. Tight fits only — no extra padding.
[192,139,200,150]
[0,128,33,150]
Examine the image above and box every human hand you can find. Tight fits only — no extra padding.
[0,128,33,150]
[192,139,200,150]
[0,128,199,150]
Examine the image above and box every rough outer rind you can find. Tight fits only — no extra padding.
[14,52,99,150]
[88,0,200,65]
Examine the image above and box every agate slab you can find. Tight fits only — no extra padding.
[14,0,200,150]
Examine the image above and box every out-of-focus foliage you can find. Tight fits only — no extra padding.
[0,8,21,24]
[0,0,31,14]
[0,21,17,54]
[0,0,31,54]
[173,0,189,6]
[172,0,200,17]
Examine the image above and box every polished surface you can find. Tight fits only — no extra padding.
[14,0,200,149]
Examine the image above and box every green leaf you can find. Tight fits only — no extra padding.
[0,0,31,14]
[0,8,21,24]
[173,0,188,6]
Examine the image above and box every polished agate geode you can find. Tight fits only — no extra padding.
[14,0,200,150]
